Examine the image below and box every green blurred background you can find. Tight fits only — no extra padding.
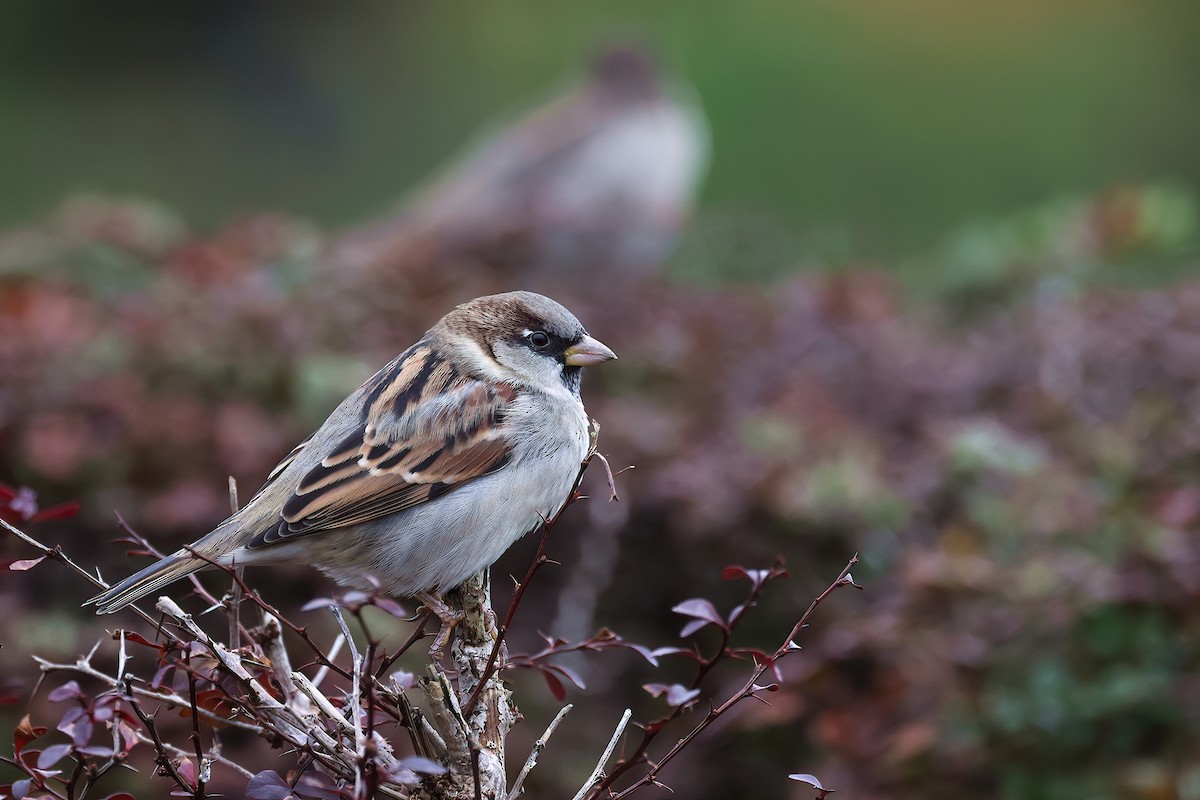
[2,0,1198,260]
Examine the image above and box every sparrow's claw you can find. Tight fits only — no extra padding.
[416,591,465,662]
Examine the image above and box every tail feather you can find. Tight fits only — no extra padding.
[87,553,205,614]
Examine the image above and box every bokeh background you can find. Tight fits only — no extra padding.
[3,3,1200,799]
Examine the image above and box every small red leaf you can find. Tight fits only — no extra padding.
[121,631,164,650]
[722,564,773,587]
[722,565,750,581]
[15,714,46,754]
[175,756,197,784]
[58,707,94,747]
[642,719,667,734]
[78,745,117,758]
[186,689,236,720]
[340,590,369,608]
[551,664,586,690]
[789,773,831,792]
[47,681,83,703]
[151,663,176,690]
[246,770,295,800]
[671,598,725,626]
[627,644,660,666]
[542,671,567,703]
[644,683,700,708]
[8,556,46,571]
[371,597,407,618]
[37,743,74,770]
[117,720,139,755]
[666,684,701,707]
[650,646,704,663]
[32,500,81,522]
[295,772,342,800]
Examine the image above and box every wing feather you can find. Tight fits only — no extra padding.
[247,346,518,549]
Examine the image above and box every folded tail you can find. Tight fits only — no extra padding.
[87,552,205,614]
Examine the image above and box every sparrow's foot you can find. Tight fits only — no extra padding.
[415,591,465,661]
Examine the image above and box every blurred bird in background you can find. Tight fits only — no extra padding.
[327,43,708,290]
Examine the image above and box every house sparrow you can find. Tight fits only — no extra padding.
[329,43,708,279]
[89,291,615,614]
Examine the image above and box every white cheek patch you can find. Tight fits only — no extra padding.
[454,335,509,381]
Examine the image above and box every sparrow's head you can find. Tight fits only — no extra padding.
[440,291,616,394]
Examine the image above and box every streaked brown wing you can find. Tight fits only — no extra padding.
[248,347,518,549]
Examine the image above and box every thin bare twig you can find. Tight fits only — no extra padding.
[572,709,632,800]
[33,656,260,734]
[588,451,625,502]
[126,695,199,797]
[507,704,572,800]
[227,476,244,650]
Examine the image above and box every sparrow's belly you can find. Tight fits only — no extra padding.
[301,416,589,595]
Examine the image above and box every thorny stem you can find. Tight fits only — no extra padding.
[187,670,207,800]
[591,555,861,800]
[375,613,431,678]
[0,517,161,630]
[126,695,200,797]
[362,634,381,799]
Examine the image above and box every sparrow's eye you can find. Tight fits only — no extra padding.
[528,330,551,350]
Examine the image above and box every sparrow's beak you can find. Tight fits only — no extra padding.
[565,335,617,367]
